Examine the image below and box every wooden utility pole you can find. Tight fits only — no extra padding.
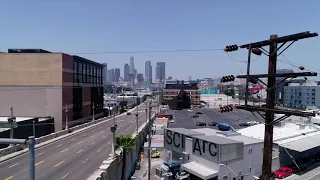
[262,35,278,178]
[224,31,318,180]
[148,105,152,180]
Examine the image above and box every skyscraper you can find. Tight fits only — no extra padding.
[129,56,135,75]
[106,69,112,83]
[124,63,129,81]
[111,68,115,82]
[145,61,152,83]
[115,68,120,82]
[137,73,144,83]
[102,63,107,84]
[156,62,166,82]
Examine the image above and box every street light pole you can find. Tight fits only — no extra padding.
[135,98,139,134]
[8,107,15,140]
[32,120,35,137]
[65,103,69,130]
[92,102,95,122]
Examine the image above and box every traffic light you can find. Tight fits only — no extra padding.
[249,78,258,84]
[219,105,233,113]
[224,45,238,52]
[221,75,235,83]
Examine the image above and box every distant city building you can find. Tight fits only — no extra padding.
[137,73,144,83]
[163,80,200,105]
[129,56,135,75]
[102,63,107,85]
[111,68,115,82]
[124,63,129,82]
[156,62,166,82]
[168,76,173,80]
[106,69,112,83]
[145,61,152,83]
[0,49,104,131]
[284,81,320,109]
[115,68,120,82]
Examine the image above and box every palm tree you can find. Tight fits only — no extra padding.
[116,134,137,180]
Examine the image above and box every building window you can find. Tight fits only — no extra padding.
[74,62,78,73]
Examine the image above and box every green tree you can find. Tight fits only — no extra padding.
[116,134,137,180]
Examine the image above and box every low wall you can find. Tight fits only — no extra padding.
[87,114,156,180]
[0,112,108,158]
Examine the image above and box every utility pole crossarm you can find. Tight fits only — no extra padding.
[239,31,318,49]
[236,105,316,117]
[236,72,317,79]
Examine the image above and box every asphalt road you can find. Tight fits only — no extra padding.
[168,107,263,130]
[0,105,149,180]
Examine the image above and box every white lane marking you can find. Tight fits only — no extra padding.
[72,138,76,141]
[8,163,19,168]
[100,130,104,133]
[90,135,95,138]
[77,141,83,144]
[97,148,102,152]
[82,159,89,163]
[126,128,128,131]
[91,142,96,145]
[61,173,70,179]
[306,171,320,180]
[102,136,106,139]
[82,134,86,137]
[56,144,62,147]
[107,142,111,145]
[36,152,44,156]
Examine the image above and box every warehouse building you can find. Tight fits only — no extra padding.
[164,128,263,180]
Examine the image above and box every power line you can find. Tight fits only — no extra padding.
[68,48,224,55]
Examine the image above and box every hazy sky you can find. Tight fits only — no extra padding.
[1,0,319,80]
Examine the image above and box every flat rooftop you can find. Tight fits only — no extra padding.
[166,107,263,130]
[0,117,36,122]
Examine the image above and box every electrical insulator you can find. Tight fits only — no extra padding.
[224,45,239,52]
[249,78,258,84]
[251,48,262,56]
[221,75,235,83]
[299,66,305,70]
[219,105,233,113]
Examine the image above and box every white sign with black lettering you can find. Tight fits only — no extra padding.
[164,129,185,152]
[192,137,219,162]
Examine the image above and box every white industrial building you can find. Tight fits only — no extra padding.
[200,94,238,108]
[238,119,320,170]
[164,128,263,180]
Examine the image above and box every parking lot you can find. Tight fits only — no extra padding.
[167,107,264,130]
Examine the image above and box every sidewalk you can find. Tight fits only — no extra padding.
[285,163,320,180]
[134,157,164,180]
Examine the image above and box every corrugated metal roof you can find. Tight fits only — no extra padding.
[277,131,320,152]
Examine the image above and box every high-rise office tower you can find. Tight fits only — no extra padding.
[106,69,112,83]
[102,63,107,84]
[137,73,144,83]
[115,68,120,82]
[156,62,166,82]
[129,56,135,75]
[111,68,115,82]
[145,61,152,83]
[124,63,129,81]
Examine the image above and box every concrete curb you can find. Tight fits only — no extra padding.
[0,104,143,164]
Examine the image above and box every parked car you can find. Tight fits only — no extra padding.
[239,122,250,127]
[191,115,199,118]
[196,122,206,126]
[127,112,131,115]
[274,167,293,179]
[208,122,218,126]
[195,112,203,114]
[151,151,160,158]
[217,123,231,131]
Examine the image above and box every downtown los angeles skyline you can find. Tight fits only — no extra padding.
[103,57,166,84]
